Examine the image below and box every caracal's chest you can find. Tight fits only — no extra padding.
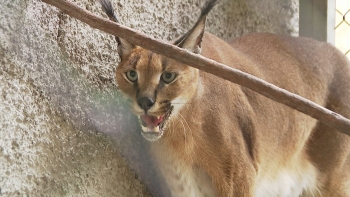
[254,163,319,197]
[154,144,318,197]
[152,145,216,197]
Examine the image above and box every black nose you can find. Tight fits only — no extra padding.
[137,97,155,112]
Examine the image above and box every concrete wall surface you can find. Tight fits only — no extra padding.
[0,0,297,196]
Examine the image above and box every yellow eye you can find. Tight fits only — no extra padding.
[126,70,138,82]
[161,72,176,84]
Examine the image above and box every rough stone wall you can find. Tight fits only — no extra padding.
[0,0,297,196]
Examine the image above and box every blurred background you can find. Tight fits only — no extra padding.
[335,0,350,59]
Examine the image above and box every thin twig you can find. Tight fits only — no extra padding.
[41,0,350,136]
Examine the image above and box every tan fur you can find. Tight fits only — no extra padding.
[101,0,350,196]
[116,32,350,197]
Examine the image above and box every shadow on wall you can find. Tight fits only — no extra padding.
[0,0,167,196]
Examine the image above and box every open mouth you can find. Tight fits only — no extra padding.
[139,106,173,141]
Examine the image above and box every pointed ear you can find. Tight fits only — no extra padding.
[175,0,219,54]
[176,18,206,54]
[115,37,134,60]
[99,0,135,60]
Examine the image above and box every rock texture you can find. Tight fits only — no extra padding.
[0,0,297,196]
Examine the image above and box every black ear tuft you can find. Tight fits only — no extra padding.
[174,0,220,54]
[99,0,134,60]
[200,0,220,17]
[99,0,117,21]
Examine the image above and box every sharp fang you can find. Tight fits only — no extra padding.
[154,126,160,132]
[157,116,160,119]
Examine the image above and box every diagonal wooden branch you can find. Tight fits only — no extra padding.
[41,0,350,136]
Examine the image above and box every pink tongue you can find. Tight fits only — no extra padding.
[141,115,163,127]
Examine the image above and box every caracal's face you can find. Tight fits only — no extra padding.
[116,46,199,141]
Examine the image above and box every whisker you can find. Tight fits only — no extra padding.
[170,115,175,138]
[177,112,194,154]
[172,112,189,151]
[177,113,187,142]
[180,113,191,134]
